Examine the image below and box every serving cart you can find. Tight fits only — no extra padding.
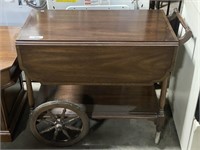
[16,9,191,146]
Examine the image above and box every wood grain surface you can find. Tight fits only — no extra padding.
[0,27,21,88]
[16,10,178,46]
[36,85,159,118]
[16,10,179,85]
[0,27,19,70]
[17,45,176,85]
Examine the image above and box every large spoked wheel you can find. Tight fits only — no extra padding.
[30,101,89,146]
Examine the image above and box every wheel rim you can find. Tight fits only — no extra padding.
[30,101,89,146]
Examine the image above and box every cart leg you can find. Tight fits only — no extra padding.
[155,75,169,144]
[25,74,34,112]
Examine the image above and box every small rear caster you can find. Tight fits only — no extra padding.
[30,101,89,146]
[155,131,161,144]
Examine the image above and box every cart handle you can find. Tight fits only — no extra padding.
[169,8,192,46]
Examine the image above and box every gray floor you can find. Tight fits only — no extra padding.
[1,103,180,150]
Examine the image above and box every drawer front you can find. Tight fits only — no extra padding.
[17,46,177,85]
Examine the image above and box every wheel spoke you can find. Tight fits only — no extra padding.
[46,110,57,121]
[36,119,42,123]
[65,116,80,125]
[36,118,54,125]
[53,129,59,140]
[65,125,81,132]
[44,119,55,124]
[62,129,71,140]
[40,126,55,134]
[60,108,66,120]
[68,116,79,124]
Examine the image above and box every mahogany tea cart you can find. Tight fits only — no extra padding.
[16,9,191,146]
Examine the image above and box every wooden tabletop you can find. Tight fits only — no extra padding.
[0,26,19,71]
[16,10,178,46]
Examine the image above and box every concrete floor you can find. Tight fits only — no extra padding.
[1,102,180,150]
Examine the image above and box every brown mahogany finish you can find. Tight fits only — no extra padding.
[17,45,176,85]
[0,27,20,88]
[36,85,159,119]
[0,27,27,142]
[16,10,177,44]
[16,10,189,143]
[16,10,178,85]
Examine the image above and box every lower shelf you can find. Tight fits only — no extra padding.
[36,85,159,119]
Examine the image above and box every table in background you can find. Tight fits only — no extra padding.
[0,27,27,142]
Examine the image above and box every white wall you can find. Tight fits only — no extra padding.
[168,0,200,150]
[0,0,31,26]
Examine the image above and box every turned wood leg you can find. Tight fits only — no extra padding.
[25,74,34,112]
[155,75,169,144]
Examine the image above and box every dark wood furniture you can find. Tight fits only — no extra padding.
[0,27,27,142]
[16,10,191,146]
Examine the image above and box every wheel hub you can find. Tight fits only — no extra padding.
[55,123,62,129]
